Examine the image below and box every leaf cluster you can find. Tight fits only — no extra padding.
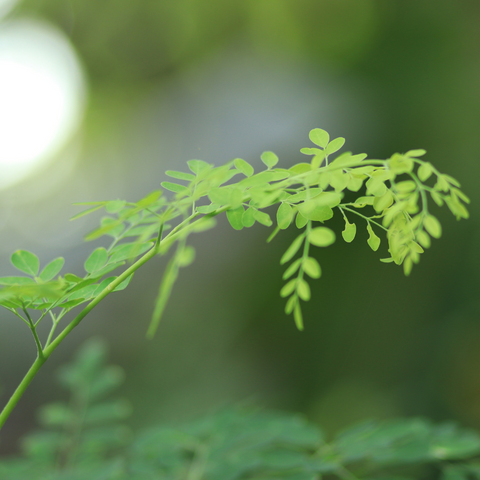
[0,128,469,340]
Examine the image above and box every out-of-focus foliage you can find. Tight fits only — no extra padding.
[17,0,379,83]
[1,0,479,464]
[2,338,480,480]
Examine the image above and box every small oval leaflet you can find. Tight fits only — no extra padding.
[367,224,380,251]
[418,162,433,182]
[297,279,311,301]
[85,248,108,274]
[253,210,272,227]
[424,215,442,239]
[280,234,305,264]
[226,206,245,231]
[261,151,279,169]
[282,258,302,280]
[242,208,256,228]
[161,182,189,194]
[303,257,321,279]
[308,227,336,247]
[11,250,40,277]
[165,170,195,182]
[342,222,356,243]
[309,128,329,148]
[39,258,65,282]
[234,158,254,177]
[277,203,294,230]
[325,137,346,156]
[105,200,127,214]
[280,279,296,298]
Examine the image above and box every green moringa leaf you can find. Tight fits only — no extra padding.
[11,250,40,276]
[325,137,346,156]
[303,257,321,279]
[342,222,356,243]
[85,248,108,274]
[297,279,311,301]
[105,200,127,213]
[234,158,254,177]
[165,170,195,181]
[39,257,65,282]
[282,258,302,280]
[261,151,279,169]
[280,234,305,265]
[280,279,297,298]
[308,227,336,247]
[424,214,442,239]
[367,224,380,251]
[309,128,329,148]
[226,206,245,231]
[242,207,256,228]
[253,210,272,227]
[418,162,433,182]
[161,182,190,194]
[277,203,294,230]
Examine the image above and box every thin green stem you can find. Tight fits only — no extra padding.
[0,225,167,432]
[44,242,160,357]
[0,356,46,430]
[23,309,44,360]
[11,309,30,327]
[340,206,388,232]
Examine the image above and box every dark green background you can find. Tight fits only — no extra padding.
[1,0,479,456]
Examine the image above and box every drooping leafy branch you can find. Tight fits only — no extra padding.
[0,128,469,431]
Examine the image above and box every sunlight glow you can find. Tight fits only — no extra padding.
[0,0,17,21]
[0,19,86,189]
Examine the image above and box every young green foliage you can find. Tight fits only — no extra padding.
[0,128,470,432]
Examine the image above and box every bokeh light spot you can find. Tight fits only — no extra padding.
[0,19,86,189]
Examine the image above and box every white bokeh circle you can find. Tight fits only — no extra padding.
[0,18,86,189]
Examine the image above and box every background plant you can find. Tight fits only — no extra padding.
[0,128,469,434]
[3,337,480,480]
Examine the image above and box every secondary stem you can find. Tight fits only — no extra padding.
[0,231,164,432]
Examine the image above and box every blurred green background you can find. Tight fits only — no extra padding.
[1,0,479,457]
